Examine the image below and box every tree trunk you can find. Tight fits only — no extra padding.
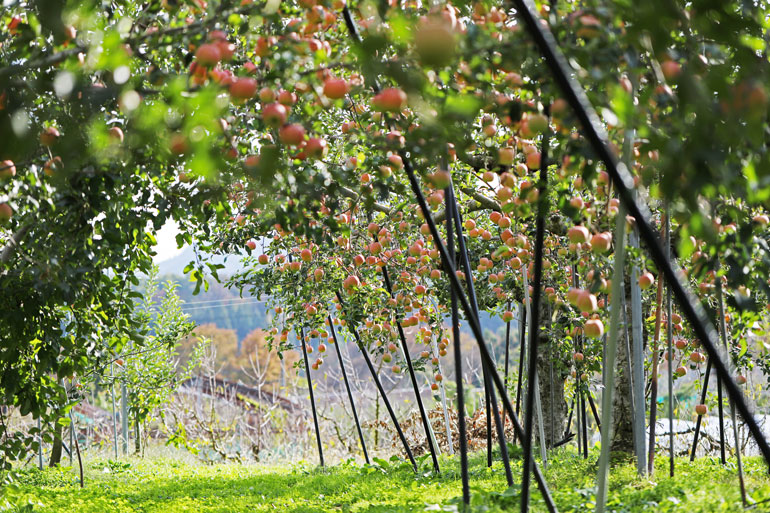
[536,302,568,448]
[611,283,634,453]
[48,419,63,467]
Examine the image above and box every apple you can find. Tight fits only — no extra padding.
[259,88,276,103]
[305,137,328,159]
[434,373,443,382]
[584,318,604,338]
[591,232,612,253]
[753,214,769,225]
[695,403,708,416]
[278,90,297,105]
[569,197,584,209]
[567,226,589,244]
[258,254,269,264]
[689,351,704,363]
[573,352,584,362]
[414,21,456,67]
[675,366,687,377]
[246,240,257,250]
[323,77,350,99]
[262,103,289,128]
[1,160,16,179]
[387,154,403,169]
[502,310,514,322]
[40,126,60,146]
[372,88,407,112]
[195,43,222,66]
[343,274,361,291]
[577,290,598,313]
[108,126,124,142]
[526,151,541,170]
[43,156,62,176]
[528,113,549,134]
[0,203,12,223]
[661,60,681,80]
[300,248,312,262]
[318,343,327,353]
[675,339,687,350]
[279,123,305,146]
[638,271,654,290]
[230,77,258,99]
[737,375,747,385]
[431,383,439,391]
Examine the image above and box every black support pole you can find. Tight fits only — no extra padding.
[450,183,513,486]
[299,326,324,467]
[446,185,470,507]
[381,266,441,472]
[504,0,770,466]
[520,109,550,513]
[502,301,512,429]
[717,369,727,464]
[335,291,418,472]
[328,316,370,464]
[341,6,557,509]
[689,358,713,461]
[399,156,559,513]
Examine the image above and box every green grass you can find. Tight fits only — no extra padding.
[3,449,770,512]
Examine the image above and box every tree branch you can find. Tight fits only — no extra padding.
[0,223,31,264]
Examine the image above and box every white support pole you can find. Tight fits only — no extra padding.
[595,203,627,513]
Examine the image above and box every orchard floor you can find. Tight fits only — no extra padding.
[5,449,770,512]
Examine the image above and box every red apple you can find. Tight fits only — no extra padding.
[279,124,305,146]
[230,77,258,99]
[246,240,257,250]
[591,232,612,253]
[0,160,16,179]
[262,103,288,128]
[577,290,598,313]
[305,137,327,159]
[195,43,222,67]
[584,319,604,338]
[638,271,654,290]
[372,88,407,112]
[573,352,584,362]
[567,226,589,244]
[258,254,269,264]
[40,126,60,146]
[695,403,708,415]
[323,78,350,99]
[300,248,312,262]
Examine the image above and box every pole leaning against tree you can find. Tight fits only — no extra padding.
[689,358,713,461]
[449,181,514,486]
[503,0,770,467]
[299,325,324,467]
[328,315,370,464]
[520,107,550,512]
[335,291,418,472]
[445,184,470,507]
[397,153,559,513]
[380,266,441,472]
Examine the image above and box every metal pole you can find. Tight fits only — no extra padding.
[665,207,675,478]
[449,183,512,481]
[717,363,727,463]
[37,417,43,470]
[503,300,512,429]
[397,155,558,513]
[380,266,440,471]
[299,326,324,467]
[446,192,470,506]
[110,363,118,459]
[121,382,128,455]
[716,264,748,505]
[328,316,369,464]
[595,204,627,513]
[504,0,770,466]
[629,227,647,475]
[336,291,417,472]
[689,358,712,461]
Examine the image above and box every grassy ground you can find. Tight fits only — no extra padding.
[3,448,770,512]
